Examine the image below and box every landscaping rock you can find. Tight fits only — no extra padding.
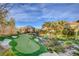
[12,36,17,38]
[34,38,39,42]
[0,39,11,49]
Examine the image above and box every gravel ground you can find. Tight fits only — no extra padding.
[40,52,58,56]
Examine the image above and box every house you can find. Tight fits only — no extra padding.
[18,26,35,34]
[64,22,79,31]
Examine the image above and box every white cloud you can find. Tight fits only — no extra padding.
[8,4,79,23]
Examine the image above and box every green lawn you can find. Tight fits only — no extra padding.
[15,34,40,54]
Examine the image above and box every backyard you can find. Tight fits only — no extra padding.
[0,3,79,56]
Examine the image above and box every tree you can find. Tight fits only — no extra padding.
[0,4,13,35]
[57,20,67,26]
[42,22,51,28]
[42,20,67,38]
[0,3,12,20]
[0,17,7,34]
[76,20,79,22]
[0,4,8,34]
[9,17,15,35]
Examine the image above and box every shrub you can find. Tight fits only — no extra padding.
[48,45,65,53]
[53,45,64,53]
[64,41,73,45]
[9,40,17,47]
[73,51,79,56]
[63,41,73,48]
[0,37,5,41]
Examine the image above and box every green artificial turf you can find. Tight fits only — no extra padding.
[15,34,40,54]
[10,34,47,56]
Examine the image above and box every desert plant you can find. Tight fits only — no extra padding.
[63,41,73,49]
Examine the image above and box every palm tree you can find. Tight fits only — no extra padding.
[43,22,51,27]
[76,20,79,22]
[42,22,51,35]
[57,20,67,34]
[57,20,66,26]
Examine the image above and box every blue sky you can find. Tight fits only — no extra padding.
[7,3,79,28]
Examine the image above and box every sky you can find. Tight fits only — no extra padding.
[6,3,79,28]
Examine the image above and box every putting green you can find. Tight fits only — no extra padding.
[15,34,40,54]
